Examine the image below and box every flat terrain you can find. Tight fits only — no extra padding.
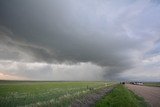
[71,87,113,107]
[144,82,160,87]
[96,85,148,107]
[0,81,113,107]
[126,84,160,107]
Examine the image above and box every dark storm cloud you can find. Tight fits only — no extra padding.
[0,27,56,63]
[0,0,160,80]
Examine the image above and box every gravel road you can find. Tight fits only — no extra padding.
[126,84,160,107]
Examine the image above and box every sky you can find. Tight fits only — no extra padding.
[0,0,160,81]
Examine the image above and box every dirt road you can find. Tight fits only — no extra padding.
[71,87,113,107]
[126,84,160,107]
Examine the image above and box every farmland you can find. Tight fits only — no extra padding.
[144,82,160,87]
[0,81,113,107]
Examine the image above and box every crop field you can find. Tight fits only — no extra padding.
[0,81,113,107]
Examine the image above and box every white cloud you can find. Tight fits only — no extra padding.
[0,60,105,80]
[0,72,26,80]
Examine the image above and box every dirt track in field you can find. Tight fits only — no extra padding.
[71,87,113,107]
[126,84,160,107]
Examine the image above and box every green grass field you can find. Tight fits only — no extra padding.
[144,82,160,87]
[95,85,149,107]
[0,81,112,107]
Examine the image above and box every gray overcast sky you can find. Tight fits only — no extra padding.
[0,0,160,81]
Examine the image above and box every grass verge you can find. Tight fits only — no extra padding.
[95,85,149,107]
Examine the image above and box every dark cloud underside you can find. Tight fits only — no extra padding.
[0,0,160,80]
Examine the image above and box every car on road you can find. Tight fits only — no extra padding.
[130,82,144,85]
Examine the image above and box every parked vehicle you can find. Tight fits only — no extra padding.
[130,82,144,85]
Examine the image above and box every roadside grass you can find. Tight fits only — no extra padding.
[95,85,149,107]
